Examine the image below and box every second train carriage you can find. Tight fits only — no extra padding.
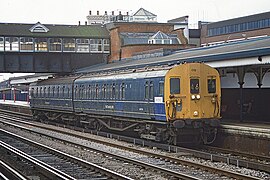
[30,63,221,144]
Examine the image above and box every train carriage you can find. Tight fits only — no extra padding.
[30,63,221,144]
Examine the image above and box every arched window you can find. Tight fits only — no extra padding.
[120,83,125,99]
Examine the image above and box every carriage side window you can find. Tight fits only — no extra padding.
[108,84,111,99]
[62,86,65,98]
[39,87,41,97]
[82,85,86,99]
[52,86,55,97]
[56,86,60,97]
[190,79,199,94]
[74,86,79,99]
[67,87,70,98]
[208,79,216,93]
[80,85,85,99]
[95,84,99,99]
[112,83,116,99]
[36,87,38,97]
[43,87,46,98]
[120,83,125,100]
[149,81,154,100]
[159,81,164,96]
[48,87,50,97]
[170,78,180,94]
[88,85,91,99]
[115,84,119,100]
[145,82,149,99]
[78,86,81,99]
[91,85,94,99]
[102,84,107,99]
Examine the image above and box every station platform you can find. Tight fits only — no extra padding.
[0,100,31,115]
[0,100,30,107]
[220,122,270,139]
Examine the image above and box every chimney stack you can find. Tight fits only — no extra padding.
[89,10,91,15]
[78,21,80,26]
[105,11,107,15]
[85,21,87,25]
[112,11,114,15]
[97,11,99,15]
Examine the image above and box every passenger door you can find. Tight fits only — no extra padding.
[167,77,182,120]
[144,80,154,118]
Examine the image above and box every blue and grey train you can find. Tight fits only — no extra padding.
[29,63,221,144]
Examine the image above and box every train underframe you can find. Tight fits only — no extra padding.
[32,109,220,145]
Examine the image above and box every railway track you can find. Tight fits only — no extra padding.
[0,129,131,180]
[0,112,268,179]
[202,145,270,170]
[0,159,28,180]
[1,111,269,172]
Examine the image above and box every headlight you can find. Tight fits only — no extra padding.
[196,94,200,99]
[191,95,196,100]
[193,111,198,116]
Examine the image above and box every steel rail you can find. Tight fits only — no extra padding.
[0,159,28,180]
[0,140,75,180]
[0,128,132,180]
[0,116,263,180]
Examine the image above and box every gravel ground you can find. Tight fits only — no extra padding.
[1,121,269,179]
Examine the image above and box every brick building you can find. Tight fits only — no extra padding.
[106,22,195,62]
[200,11,270,46]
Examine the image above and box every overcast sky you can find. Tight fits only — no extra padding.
[0,0,270,81]
[1,0,270,26]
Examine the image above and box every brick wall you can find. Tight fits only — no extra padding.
[121,44,191,59]
[108,22,189,62]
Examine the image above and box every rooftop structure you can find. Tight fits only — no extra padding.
[200,11,270,46]
[86,8,157,25]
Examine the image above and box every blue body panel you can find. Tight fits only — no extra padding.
[30,70,168,122]
[73,71,167,122]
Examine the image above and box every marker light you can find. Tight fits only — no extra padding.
[196,94,201,99]
[191,95,196,100]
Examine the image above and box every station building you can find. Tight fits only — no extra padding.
[87,8,196,62]
[200,11,270,46]
[0,22,110,73]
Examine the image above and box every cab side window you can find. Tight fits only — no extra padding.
[208,79,216,93]
[170,78,180,94]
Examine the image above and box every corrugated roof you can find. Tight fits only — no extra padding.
[0,22,109,38]
[76,36,270,73]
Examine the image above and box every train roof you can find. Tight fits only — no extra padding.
[32,75,80,86]
[76,69,168,83]
[76,36,270,74]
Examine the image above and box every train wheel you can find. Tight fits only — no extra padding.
[93,120,103,131]
[201,127,217,144]
[164,129,177,145]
